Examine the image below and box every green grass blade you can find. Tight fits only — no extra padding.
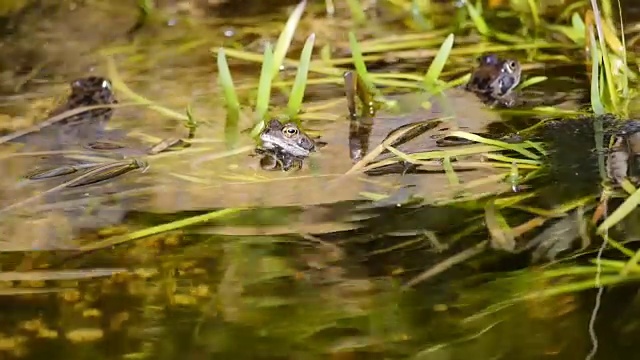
[616,0,630,111]
[411,0,431,30]
[348,32,378,97]
[518,76,547,89]
[621,248,640,275]
[517,274,638,300]
[597,186,640,235]
[130,0,154,33]
[252,43,275,137]
[572,12,586,37]
[526,0,540,27]
[79,208,247,251]
[325,0,334,15]
[485,201,516,252]
[442,156,459,185]
[465,1,490,36]
[272,0,307,79]
[446,131,541,160]
[589,22,608,183]
[600,233,635,258]
[345,0,366,24]
[287,33,316,119]
[216,48,241,146]
[185,104,199,140]
[600,0,614,25]
[588,28,605,115]
[423,33,454,89]
[590,0,619,114]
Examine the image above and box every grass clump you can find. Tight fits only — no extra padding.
[214,0,314,139]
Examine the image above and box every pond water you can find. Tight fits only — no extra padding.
[0,1,639,359]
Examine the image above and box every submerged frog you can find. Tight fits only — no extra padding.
[1,76,119,149]
[53,77,118,124]
[4,76,184,186]
[465,54,522,107]
[256,119,317,171]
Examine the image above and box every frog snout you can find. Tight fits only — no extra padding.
[298,137,316,151]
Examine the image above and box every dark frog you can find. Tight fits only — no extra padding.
[256,119,317,171]
[9,76,182,187]
[465,54,522,107]
[2,76,143,187]
[2,76,118,149]
[54,76,118,122]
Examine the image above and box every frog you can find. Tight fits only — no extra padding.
[3,76,187,186]
[465,53,522,108]
[338,53,523,175]
[251,54,522,174]
[0,76,118,149]
[255,119,317,171]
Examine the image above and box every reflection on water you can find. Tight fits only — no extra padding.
[0,234,639,360]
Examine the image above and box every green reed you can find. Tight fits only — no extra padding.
[252,43,276,136]
[287,34,316,120]
[589,0,631,116]
[589,29,605,115]
[216,48,240,147]
[344,0,366,24]
[78,208,248,251]
[348,32,379,99]
[215,0,308,137]
[423,33,454,90]
[464,0,490,36]
[411,0,432,30]
[272,0,307,79]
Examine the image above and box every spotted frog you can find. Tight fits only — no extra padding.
[465,54,522,107]
[256,119,317,171]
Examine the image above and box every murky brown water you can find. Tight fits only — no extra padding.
[0,1,639,359]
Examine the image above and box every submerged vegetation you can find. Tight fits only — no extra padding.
[1,0,640,358]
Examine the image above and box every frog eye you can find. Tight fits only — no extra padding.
[504,60,518,72]
[479,54,498,65]
[101,79,112,90]
[282,126,299,137]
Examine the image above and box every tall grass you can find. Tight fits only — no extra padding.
[252,43,276,136]
[423,33,454,91]
[586,2,630,116]
[216,48,240,147]
[214,0,310,139]
[348,32,378,100]
[287,34,316,119]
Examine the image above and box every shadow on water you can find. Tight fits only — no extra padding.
[1,0,640,359]
[2,203,640,359]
